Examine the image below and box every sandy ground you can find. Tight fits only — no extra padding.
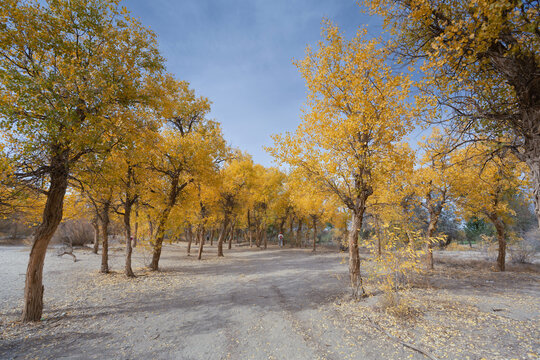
[0,243,539,360]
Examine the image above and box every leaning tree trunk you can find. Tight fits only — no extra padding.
[149,177,179,271]
[217,216,229,257]
[124,202,135,278]
[100,201,111,274]
[22,154,69,322]
[197,225,205,260]
[489,214,507,271]
[92,218,100,254]
[348,210,365,298]
[312,216,317,252]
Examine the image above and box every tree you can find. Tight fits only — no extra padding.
[414,129,459,269]
[147,80,227,269]
[0,0,164,321]
[363,0,540,228]
[454,145,529,271]
[269,23,415,297]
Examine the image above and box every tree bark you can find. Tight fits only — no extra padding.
[186,225,193,256]
[22,152,69,322]
[197,225,205,260]
[348,210,365,298]
[523,152,540,230]
[312,216,317,252]
[92,218,99,254]
[263,227,267,249]
[296,218,303,248]
[149,177,181,271]
[124,202,135,278]
[228,221,235,250]
[490,214,506,271]
[133,207,139,248]
[100,201,110,274]
[426,212,440,270]
[217,216,229,257]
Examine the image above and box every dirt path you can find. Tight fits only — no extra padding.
[1,245,539,360]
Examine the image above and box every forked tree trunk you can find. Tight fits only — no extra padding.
[92,219,99,254]
[124,202,135,278]
[22,153,69,322]
[296,219,303,248]
[197,226,205,260]
[217,216,229,257]
[348,210,365,298]
[100,201,111,274]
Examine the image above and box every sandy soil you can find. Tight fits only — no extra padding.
[0,244,539,360]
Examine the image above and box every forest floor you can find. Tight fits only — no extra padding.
[0,243,539,360]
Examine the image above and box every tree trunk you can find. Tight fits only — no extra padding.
[348,210,365,298]
[490,214,507,271]
[100,201,110,274]
[228,221,235,250]
[22,154,69,322]
[312,216,317,252]
[217,217,229,257]
[426,212,440,270]
[288,215,295,248]
[197,225,205,260]
[133,207,139,248]
[149,177,179,271]
[186,225,193,256]
[523,152,540,230]
[92,219,99,254]
[263,227,267,249]
[124,202,135,278]
[296,219,303,248]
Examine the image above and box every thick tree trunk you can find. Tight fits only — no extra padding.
[312,216,317,252]
[217,217,229,257]
[124,203,135,278]
[523,152,540,230]
[197,226,205,260]
[490,214,506,271]
[149,177,179,271]
[92,219,99,254]
[348,210,365,298]
[100,201,110,274]
[296,219,303,248]
[22,154,69,322]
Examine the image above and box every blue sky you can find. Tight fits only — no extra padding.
[126,0,384,166]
